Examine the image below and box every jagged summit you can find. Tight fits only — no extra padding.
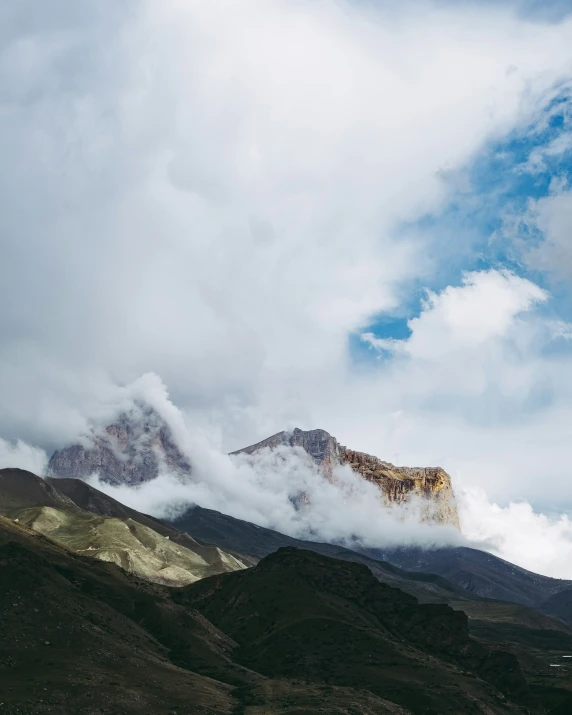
[230,428,339,470]
[231,427,460,528]
[47,403,191,486]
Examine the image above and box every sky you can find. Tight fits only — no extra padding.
[3,0,572,575]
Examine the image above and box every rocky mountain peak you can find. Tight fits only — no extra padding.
[47,403,191,486]
[230,427,341,473]
[231,427,460,528]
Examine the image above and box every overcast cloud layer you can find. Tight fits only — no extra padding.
[3,1,572,576]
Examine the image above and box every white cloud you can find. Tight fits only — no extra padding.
[460,487,572,578]
[548,320,572,339]
[88,463,572,578]
[524,131,572,173]
[1,0,572,450]
[523,186,572,281]
[356,269,549,409]
[406,270,546,355]
[86,435,463,551]
[363,270,547,360]
[0,438,48,475]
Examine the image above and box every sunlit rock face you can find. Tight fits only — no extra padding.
[47,404,191,486]
[231,427,460,528]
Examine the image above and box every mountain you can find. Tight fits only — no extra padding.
[4,467,572,711]
[171,503,572,682]
[48,414,459,525]
[0,465,78,510]
[366,545,572,614]
[45,475,204,551]
[0,512,237,714]
[171,503,472,605]
[0,468,248,586]
[231,427,460,527]
[176,546,527,713]
[0,511,530,714]
[14,470,570,650]
[540,589,572,626]
[47,403,191,485]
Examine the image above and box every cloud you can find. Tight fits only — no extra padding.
[91,462,572,578]
[460,487,572,578]
[358,269,549,410]
[548,320,572,339]
[0,438,48,475]
[363,269,547,360]
[6,373,572,578]
[1,0,572,452]
[523,186,572,282]
[87,446,463,552]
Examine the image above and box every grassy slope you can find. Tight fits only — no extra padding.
[0,514,236,714]
[0,469,249,587]
[10,504,246,586]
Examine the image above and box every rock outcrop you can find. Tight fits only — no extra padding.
[48,411,459,528]
[231,427,460,528]
[47,404,191,486]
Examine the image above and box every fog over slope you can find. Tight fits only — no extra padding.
[4,373,572,579]
[2,2,572,577]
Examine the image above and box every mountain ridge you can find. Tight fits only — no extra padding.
[0,468,249,586]
[47,403,192,486]
[3,465,572,711]
[0,512,530,714]
[47,409,459,527]
[232,426,459,527]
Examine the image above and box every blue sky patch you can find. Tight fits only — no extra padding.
[355,87,572,358]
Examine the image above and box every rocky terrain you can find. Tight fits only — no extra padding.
[47,403,191,486]
[232,427,460,527]
[47,407,460,526]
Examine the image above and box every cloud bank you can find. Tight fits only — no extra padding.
[460,488,572,579]
[3,372,572,578]
[0,438,48,476]
[2,1,572,575]
[1,0,572,449]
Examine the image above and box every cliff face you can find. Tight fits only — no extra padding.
[48,413,458,528]
[231,427,459,528]
[47,405,191,486]
[339,447,459,528]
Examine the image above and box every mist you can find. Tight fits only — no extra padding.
[87,445,464,551]
[2,372,571,578]
[85,459,572,578]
